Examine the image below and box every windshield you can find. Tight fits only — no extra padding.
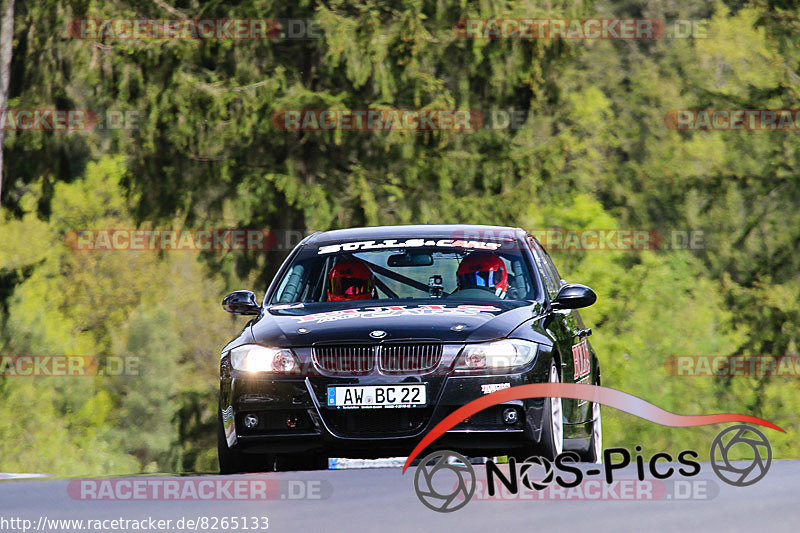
[271,240,538,304]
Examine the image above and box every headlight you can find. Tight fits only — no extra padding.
[230,345,297,373]
[455,340,538,371]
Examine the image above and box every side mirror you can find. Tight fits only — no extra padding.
[551,283,597,310]
[222,290,261,315]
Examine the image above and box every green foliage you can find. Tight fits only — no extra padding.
[0,156,237,473]
[109,306,181,470]
[0,379,140,476]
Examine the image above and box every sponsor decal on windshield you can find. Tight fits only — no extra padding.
[316,238,503,255]
[294,304,501,323]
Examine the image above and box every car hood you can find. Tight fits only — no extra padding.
[249,301,547,346]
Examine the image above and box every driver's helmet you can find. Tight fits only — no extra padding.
[327,257,376,301]
[456,252,509,297]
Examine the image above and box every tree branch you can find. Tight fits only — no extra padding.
[0,0,15,207]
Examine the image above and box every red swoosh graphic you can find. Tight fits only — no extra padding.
[402,383,784,473]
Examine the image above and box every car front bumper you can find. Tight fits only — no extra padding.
[220,357,552,458]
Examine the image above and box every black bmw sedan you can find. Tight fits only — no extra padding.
[218,225,601,473]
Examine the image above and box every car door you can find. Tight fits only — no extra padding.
[527,237,587,425]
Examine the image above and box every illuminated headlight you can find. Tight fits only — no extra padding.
[455,340,538,371]
[230,345,297,373]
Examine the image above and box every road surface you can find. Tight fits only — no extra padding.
[0,462,797,532]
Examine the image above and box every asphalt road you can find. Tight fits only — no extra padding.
[1,461,798,533]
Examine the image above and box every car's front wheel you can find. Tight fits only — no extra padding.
[516,359,563,461]
[578,400,602,463]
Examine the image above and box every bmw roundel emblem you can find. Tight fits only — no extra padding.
[369,330,387,339]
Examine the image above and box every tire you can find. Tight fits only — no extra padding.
[217,406,245,474]
[217,406,275,474]
[516,359,563,461]
[579,400,602,463]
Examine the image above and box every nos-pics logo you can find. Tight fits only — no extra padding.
[413,424,772,513]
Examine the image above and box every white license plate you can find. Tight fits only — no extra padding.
[326,385,426,409]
